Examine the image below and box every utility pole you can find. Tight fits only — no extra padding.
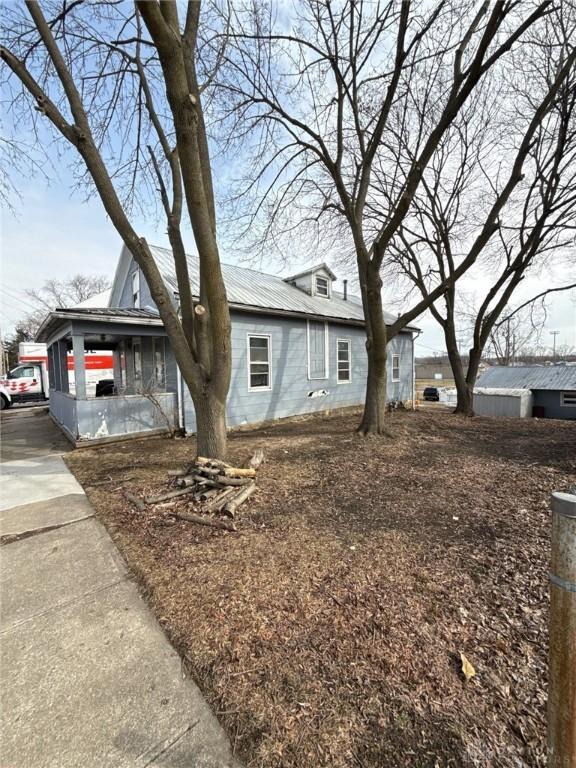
[550,330,559,361]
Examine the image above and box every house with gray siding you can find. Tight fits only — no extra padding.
[37,244,418,443]
[475,365,576,420]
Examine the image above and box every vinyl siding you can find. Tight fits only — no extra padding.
[118,263,157,310]
[114,256,415,432]
[533,390,576,420]
[182,312,413,433]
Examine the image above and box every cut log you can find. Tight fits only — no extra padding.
[190,474,252,488]
[243,449,264,470]
[222,466,256,478]
[223,482,257,516]
[203,486,237,512]
[199,487,220,502]
[145,486,197,504]
[175,512,237,532]
[123,491,146,513]
[196,456,232,469]
[167,468,190,477]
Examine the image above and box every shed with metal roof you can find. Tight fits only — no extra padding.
[475,366,576,420]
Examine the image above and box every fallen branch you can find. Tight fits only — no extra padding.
[175,512,237,532]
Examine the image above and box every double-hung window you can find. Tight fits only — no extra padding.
[561,391,576,406]
[392,354,400,382]
[337,339,351,383]
[308,320,328,379]
[248,335,271,390]
[315,275,329,297]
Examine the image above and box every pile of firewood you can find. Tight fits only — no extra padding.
[140,449,264,532]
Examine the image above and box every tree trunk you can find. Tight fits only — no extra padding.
[358,263,388,435]
[442,312,475,416]
[453,379,475,416]
[458,346,484,417]
[358,355,388,434]
[194,390,227,459]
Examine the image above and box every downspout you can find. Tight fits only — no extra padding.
[176,366,185,433]
[173,292,185,434]
[411,329,422,409]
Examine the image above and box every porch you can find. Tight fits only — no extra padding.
[37,308,179,443]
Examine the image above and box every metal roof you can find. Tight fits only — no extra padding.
[474,387,533,397]
[36,307,163,342]
[148,245,416,330]
[57,307,159,318]
[284,262,337,282]
[476,366,576,391]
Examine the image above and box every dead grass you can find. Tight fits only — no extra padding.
[66,409,576,768]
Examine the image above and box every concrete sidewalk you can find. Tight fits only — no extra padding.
[0,409,240,768]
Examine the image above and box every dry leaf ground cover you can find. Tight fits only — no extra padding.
[66,409,576,768]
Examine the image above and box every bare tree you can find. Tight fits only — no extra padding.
[1,1,232,458]
[216,0,561,434]
[25,273,110,311]
[388,7,576,414]
[486,307,545,365]
[11,273,111,341]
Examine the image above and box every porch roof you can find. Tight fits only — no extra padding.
[36,307,164,344]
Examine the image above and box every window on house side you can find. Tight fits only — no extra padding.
[337,339,351,383]
[315,275,329,297]
[561,391,576,406]
[132,269,140,308]
[308,321,328,379]
[248,335,271,390]
[392,354,400,382]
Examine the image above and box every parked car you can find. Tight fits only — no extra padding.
[423,386,440,402]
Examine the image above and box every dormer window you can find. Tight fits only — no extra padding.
[315,275,329,298]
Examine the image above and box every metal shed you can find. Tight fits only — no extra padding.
[476,366,576,420]
[473,388,534,418]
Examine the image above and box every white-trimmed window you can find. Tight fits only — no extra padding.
[132,269,140,307]
[307,320,328,379]
[561,391,576,406]
[248,335,271,390]
[392,354,400,382]
[337,339,351,383]
[315,275,329,298]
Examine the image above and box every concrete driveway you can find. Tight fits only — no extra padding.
[1,408,240,768]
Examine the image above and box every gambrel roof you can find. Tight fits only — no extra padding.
[109,244,418,331]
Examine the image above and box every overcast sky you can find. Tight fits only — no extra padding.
[1,170,575,359]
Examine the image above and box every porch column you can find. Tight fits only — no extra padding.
[52,343,61,391]
[57,340,69,393]
[113,348,123,392]
[72,334,87,400]
[47,344,55,390]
